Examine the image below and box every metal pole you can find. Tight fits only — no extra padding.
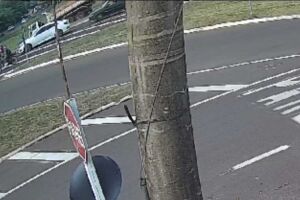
[248,0,253,18]
[53,0,71,99]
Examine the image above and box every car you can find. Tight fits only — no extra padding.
[18,19,70,54]
[89,0,125,22]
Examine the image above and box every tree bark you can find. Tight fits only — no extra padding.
[126,1,203,200]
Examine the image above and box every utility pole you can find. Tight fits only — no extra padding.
[126,1,203,200]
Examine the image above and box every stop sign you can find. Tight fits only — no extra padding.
[64,101,87,162]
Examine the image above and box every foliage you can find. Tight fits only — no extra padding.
[0,0,31,32]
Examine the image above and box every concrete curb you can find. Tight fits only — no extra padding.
[184,14,300,33]
[0,95,132,164]
[2,14,300,81]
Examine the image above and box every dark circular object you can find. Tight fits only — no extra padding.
[70,155,122,200]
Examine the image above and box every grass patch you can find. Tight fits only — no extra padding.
[0,83,132,157]
[183,1,300,29]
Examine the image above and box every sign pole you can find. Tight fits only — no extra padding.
[52,1,106,199]
[53,0,71,99]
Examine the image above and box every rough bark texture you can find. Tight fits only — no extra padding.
[126,1,203,200]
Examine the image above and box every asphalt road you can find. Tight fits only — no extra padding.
[1,18,300,200]
[1,19,300,113]
[2,53,300,199]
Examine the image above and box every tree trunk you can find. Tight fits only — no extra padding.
[126,1,203,200]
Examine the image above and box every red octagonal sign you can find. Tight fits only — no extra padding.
[64,101,87,162]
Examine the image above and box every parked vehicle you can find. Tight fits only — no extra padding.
[89,0,125,22]
[18,19,70,54]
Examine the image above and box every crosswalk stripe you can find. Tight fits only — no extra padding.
[257,88,300,106]
[0,193,6,198]
[243,75,300,96]
[8,152,77,161]
[274,99,300,111]
[281,105,300,115]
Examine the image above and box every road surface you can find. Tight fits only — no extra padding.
[1,19,300,200]
[1,19,300,113]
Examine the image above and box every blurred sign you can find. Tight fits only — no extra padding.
[64,99,87,162]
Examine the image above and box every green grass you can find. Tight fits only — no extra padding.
[183,1,300,29]
[0,83,132,157]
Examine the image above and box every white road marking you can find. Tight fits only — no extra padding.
[281,105,300,115]
[0,69,14,78]
[187,54,300,76]
[0,128,136,199]
[274,99,300,111]
[184,15,300,34]
[8,152,77,161]
[189,84,247,92]
[89,128,136,151]
[192,67,300,108]
[292,114,300,124]
[0,194,6,198]
[274,78,300,87]
[81,116,136,125]
[257,88,300,106]
[232,145,290,171]
[243,75,300,96]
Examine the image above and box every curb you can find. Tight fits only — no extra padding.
[0,95,132,164]
[2,14,300,80]
[184,14,300,33]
